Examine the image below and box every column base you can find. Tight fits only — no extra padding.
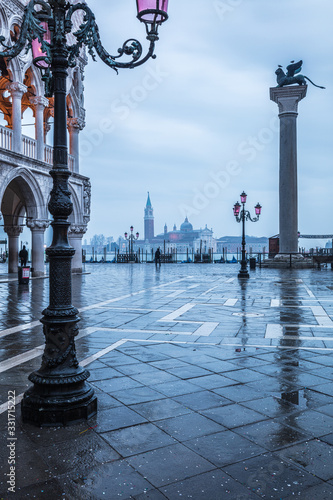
[31,269,45,278]
[274,253,304,261]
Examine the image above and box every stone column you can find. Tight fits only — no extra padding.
[68,224,87,273]
[270,86,307,254]
[4,226,23,273]
[26,220,50,277]
[7,82,27,154]
[30,96,49,161]
[67,118,85,173]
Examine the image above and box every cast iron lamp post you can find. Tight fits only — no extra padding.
[125,226,139,262]
[233,191,262,279]
[0,0,168,426]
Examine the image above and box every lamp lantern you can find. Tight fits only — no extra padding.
[136,0,169,27]
[240,191,247,204]
[233,202,241,217]
[255,203,262,216]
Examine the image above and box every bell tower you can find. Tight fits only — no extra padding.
[144,192,154,241]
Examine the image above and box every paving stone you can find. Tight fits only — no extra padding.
[277,439,333,481]
[127,443,215,487]
[223,453,321,499]
[277,409,333,438]
[173,390,233,411]
[154,412,224,441]
[129,398,192,421]
[151,380,203,397]
[110,386,169,405]
[212,384,262,402]
[62,459,154,499]
[188,373,239,389]
[95,406,147,433]
[132,490,168,500]
[201,403,267,428]
[284,482,333,499]
[241,396,299,417]
[102,422,176,457]
[161,469,261,499]
[233,419,311,451]
[92,376,143,393]
[184,430,266,466]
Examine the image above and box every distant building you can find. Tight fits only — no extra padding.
[139,194,216,254]
[144,192,154,241]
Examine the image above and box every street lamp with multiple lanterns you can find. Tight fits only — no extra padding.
[233,191,262,279]
[0,0,169,426]
[125,226,139,262]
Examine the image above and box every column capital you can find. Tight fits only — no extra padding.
[4,225,23,237]
[68,224,87,237]
[270,86,307,115]
[67,117,85,131]
[26,219,50,231]
[29,96,49,109]
[7,82,27,97]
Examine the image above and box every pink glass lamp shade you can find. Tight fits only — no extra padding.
[124,232,128,238]
[32,22,51,69]
[130,226,134,232]
[136,0,169,25]
[255,203,262,216]
[240,191,247,204]
[136,232,139,238]
[233,202,241,217]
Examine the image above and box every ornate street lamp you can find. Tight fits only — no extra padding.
[233,191,262,279]
[125,226,139,261]
[0,0,168,426]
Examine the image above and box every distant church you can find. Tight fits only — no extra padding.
[142,193,215,253]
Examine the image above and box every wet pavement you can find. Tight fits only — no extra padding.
[1,263,333,499]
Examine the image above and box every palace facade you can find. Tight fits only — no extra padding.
[0,0,90,275]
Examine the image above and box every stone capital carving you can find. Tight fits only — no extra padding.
[68,224,87,237]
[29,96,49,109]
[26,219,50,231]
[67,117,85,132]
[270,86,307,115]
[7,82,28,98]
[4,225,23,237]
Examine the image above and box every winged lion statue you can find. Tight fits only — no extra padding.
[275,60,325,89]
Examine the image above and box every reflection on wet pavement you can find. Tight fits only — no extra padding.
[0,264,333,497]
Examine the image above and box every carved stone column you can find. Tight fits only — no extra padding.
[67,117,85,173]
[7,82,27,154]
[4,225,23,273]
[26,219,50,277]
[270,86,307,254]
[30,96,49,161]
[68,224,87,273]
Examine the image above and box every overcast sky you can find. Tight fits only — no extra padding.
[80,0,333,245]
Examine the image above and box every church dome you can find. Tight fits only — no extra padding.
[180,217,193,232]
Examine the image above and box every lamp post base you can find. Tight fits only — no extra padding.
[238,269,250,279]
[21,367,97,427]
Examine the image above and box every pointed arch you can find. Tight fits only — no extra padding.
[0,167,48,224]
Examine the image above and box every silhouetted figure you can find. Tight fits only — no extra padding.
[155,247,161,267]
[19,245,28,267]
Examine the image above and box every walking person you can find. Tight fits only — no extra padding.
[19,245,28,267]
[154,247,161,267]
